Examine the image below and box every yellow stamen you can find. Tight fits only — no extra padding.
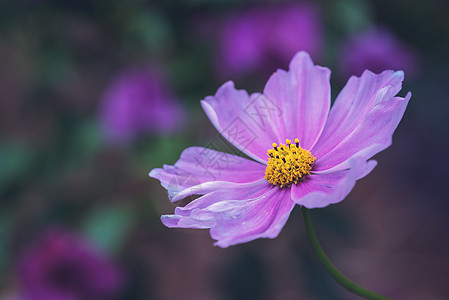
[264,138,316,188]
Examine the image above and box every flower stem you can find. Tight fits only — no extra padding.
[301,207,390,300]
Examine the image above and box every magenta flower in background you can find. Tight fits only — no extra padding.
[340,27,418,78]
[150,51,411,248]
[99,68,184,143]
[18,229,122,300]
[217,3,323,77]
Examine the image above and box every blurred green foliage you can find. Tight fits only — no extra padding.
[82,204,134,255]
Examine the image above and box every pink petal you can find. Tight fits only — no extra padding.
[162,180,271,228]
[149,147,265,201]
[292,157,376,208]
[202,52,330,163]
[201,83,282,163]
[161,180,296,248]
[312,70,411,172]
[263,51,331,150]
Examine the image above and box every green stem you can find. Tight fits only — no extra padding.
[301,207,390,300]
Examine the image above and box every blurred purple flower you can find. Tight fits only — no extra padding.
[150,51,410,247]
[217,3,323,77]
[99,68,184,143]
[18,229,122,300]
[340,27,418,78]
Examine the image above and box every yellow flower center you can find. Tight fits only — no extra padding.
[264,138,316,188]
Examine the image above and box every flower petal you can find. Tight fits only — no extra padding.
[292,157,375,208]
[201,83,281,163]
[263,51,331,150]
[161,180,296,248]
[312,70,410,172]
[149,147,265,201]
[210,188,294,248]
[162,180,271,228]
[201,52,330,163]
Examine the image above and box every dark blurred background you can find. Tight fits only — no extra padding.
[0,0,448,299]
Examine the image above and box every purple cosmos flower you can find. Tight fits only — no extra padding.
[217,3,323,77]
[340,27,418,78]
[99,68,184,143]
[150,51,411,248]
[18,229,122,300]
